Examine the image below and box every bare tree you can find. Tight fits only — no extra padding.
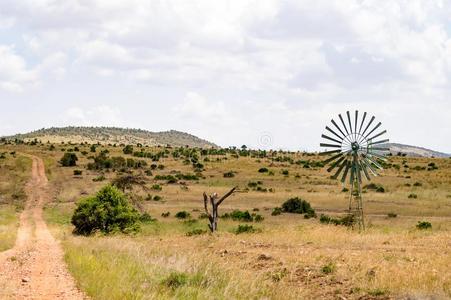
[203,186,237,232]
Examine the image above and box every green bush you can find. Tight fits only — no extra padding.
[222,210,253,222]
[321,262,336,274]
[271,207,282,216]
[235,224,257,234]
[281,197,315,217]
[71,185,140,235]
[253,214,264,222]
[60,152,78,167]
[319,214,355,227]
[175,211,191,219]
[258,167,269,173]
[151,184,162,191]
[416,221,432,230]
[123,145,134,155]
[139,212,155,223]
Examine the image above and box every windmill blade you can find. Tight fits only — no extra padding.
[332,159,348,179]
[341,161,351,183]
[339,114,349,135]
[368,139,389,146]
[331,119,347,139]
[364,122,382,140]
[327,156,346,172]
[321,134,342,145]
[361,116,375,137]
[346,111,353,134]
[365,154,384,168]
[354,110,358,138]
[326,126,344,140]
[320,143,342,148]
[323,152,345,164]
[362,157,378,176]
[359,160,371,181]
[358,112,367,134]
[366,130,387,142]
[320,149,342,156]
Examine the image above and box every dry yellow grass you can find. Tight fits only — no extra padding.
[2,142,450,299]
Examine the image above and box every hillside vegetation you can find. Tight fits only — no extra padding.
[4,127,216,148]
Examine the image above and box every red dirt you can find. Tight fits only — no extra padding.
[0,155,86,299]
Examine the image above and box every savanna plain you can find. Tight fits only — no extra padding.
[0,141,450,299]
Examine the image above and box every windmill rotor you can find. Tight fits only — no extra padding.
[320,110,389,230]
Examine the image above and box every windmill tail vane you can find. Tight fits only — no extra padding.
[320,110,389,230]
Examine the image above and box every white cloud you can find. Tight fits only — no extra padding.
[0,0,450,152]
[64,105,124,127]
[0,45,36,92]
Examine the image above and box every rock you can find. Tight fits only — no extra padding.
[22,277,30,283]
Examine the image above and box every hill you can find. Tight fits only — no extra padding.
[386,143,450,158]
[3,127,217,148]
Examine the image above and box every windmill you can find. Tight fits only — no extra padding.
[320,111,389,230]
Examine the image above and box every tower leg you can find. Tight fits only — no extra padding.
[348,177,364,231]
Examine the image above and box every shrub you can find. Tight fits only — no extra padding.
[271,207,282,216]
[162,272,188,289]
[341,187,349,192]
[258,167,269,173]
[175,211,191,219]
[223,171,235,178]
[281,169,289,176]
[387,213,398,218]
[151,184,162,191]
[60,152,78,167]
[416,221,432,230]
[139,212,155,223]
[413,182,422,187]
[73,170,83,176]
[229,210,253,222]
[186,229,207,236]
[71,185,140,235]
[376,186,385,193]
[92,175,105,182]
[319,214,355,227]
[253,214,264,222]
[408,193,418,199]
[281,197,315,216]
[123,145,134,155]
[235,224,256,234]
[321,262,336,274]
[161,212,170,218]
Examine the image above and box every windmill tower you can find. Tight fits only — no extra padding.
[320,111,389,230]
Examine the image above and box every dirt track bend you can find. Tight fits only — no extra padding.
[0,155,86,299]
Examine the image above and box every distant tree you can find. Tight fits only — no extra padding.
[60,153,78,167]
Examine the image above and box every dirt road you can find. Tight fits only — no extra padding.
[0,155,86,299]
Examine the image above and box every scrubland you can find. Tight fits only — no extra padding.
[0,142,450,299]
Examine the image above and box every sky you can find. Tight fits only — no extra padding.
[0,0,450,152]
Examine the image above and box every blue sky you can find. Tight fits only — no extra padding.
[0,0,450,152]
